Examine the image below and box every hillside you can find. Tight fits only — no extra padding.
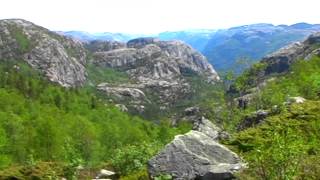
[220,32,320,179]
[0,19,229,179]
[87,37,220,119]
[0,19,87,87]
[227,55,320,179]
[1,18,320,179]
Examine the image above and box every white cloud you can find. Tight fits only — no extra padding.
[0,0,319,34]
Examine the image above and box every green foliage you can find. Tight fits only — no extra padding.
[111,142,161,175]
[154,174,173,180]
[225,55,320,179]
[172,75,228,123]
[8,25,31,53]
[0,162,65,179]
[87,63,131,85]
[234,62,267,94]
[260,56,320,108]
[233,101,320,179]
[0,60,190,178]
[120,168,150,180]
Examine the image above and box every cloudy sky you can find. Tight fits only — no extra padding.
[1,0,319,34]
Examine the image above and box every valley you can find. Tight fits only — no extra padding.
[0,18,319,180]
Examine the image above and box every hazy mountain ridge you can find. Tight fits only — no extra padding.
[61,23,320,73]
[60,31,148,42]
[203,23,320,72]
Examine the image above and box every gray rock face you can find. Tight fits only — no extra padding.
[148,129,244,179]
[262,32,320,75]
[85,40,126,52]
[0,19,87,87]
[127,37,160,49]
[97,83,145,99]
[97,83,149,105]
[93,38,219,112]
[193,117,223,140]
[93,37,219,82]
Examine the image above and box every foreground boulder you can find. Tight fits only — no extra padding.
[193,116,229,141]
[148,119,244,179]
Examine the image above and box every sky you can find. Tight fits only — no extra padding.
[1,0,319,34]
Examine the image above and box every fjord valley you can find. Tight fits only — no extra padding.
[65,23,320,73]
[0,18,320,180]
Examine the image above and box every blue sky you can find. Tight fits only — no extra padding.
[1,0,319,34]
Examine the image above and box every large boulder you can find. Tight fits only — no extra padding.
[148,130,244,180]
[193,117,227,141]
[148,118,244,179]
[0,19,87,87]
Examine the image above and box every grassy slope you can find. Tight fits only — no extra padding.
[224,56,320,179]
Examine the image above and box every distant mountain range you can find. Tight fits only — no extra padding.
[58,31,146,42]
[202,23,320,73]
[60,22,320,73]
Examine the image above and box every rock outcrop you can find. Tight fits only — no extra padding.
[262,32,320,75]
[93,38,219,82]
[148,118,244,179]
[93,169,117,180]
[286,96,306,104]
[92,37,219,112]
[0,19,87,87]
[193,117,228,141]
[237,110,269,131]
[85,40,126,52]
[97,83,150,106]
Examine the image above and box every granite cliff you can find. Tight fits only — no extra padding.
[0,19,87,87]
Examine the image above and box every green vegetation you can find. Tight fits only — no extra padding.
[260,56,320,107]
[0,60,190,179]
[87,63,131,85]
[8,25,31,53]
[233,62,267,95]
[223,56,320,179]
[233,101,320,179]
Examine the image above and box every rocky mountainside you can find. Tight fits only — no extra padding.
[0,19,220,117]
[0,19,87,87]
[231,32,320,109]
[62,23,320,73]
[261,32,320,75]
[90,37,219,114]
